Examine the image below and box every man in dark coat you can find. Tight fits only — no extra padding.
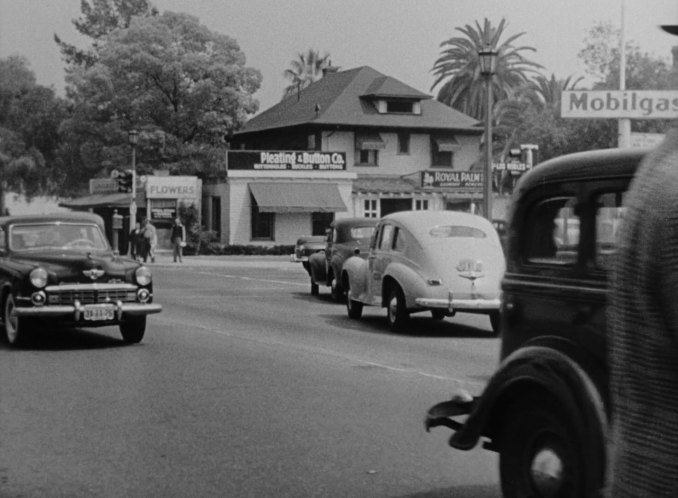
[606,24,678,497]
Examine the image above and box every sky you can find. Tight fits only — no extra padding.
[1,0,678,114]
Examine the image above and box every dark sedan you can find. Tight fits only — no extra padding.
[308,217,378,301]
[0,212,162,346]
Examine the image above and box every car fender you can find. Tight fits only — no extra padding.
[342,255,369,302]
[381,262,429,309]
[308,251,327,284]
[329,253,348,285]
[449,345,607,458]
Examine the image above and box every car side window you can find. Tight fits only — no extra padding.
[393,227,407,252]
[525,196,579,265]
[379,224,395,251]
[595,191,626,271]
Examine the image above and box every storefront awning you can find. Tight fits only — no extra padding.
[356,132,385,150]
[434,136,461,152]
[250,183,347,213]
[59,192,145,209]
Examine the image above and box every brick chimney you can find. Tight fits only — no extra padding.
[322,61,340,77]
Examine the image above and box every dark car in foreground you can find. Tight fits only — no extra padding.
[307,217,377,300]
[0,212,162,346]
[424,148,649,498]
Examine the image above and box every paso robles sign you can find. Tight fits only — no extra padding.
[562,90,678,119]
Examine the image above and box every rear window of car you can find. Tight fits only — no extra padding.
[525,196,579,265]
[429,225,487,238]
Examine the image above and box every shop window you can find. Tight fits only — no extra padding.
[595,191,626,271]
[524,196,579,266]
[364,199,379,218]
[211,196,221,236]
[251,196,274,240]
[356,149,379,166]
[312,212,334,236]
[397,132,410,154]
[414,199,429,210]
[150,199,176,227]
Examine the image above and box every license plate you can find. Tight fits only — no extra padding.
[83,305,115,321]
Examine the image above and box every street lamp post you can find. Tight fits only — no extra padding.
[128,130,139,224]
[478,45,498,220]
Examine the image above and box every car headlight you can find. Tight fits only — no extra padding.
[30,267,48,288]
[135,266,152,286]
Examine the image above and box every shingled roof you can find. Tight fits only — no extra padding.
[237,66,481,135]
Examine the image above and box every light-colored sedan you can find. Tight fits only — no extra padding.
[341,210,505,333]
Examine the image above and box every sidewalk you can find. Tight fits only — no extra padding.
[145,251,295,268]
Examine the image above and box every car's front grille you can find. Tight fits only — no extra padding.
[45,283,138,305]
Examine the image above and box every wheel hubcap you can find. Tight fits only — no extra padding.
[388,296,397,322]
[530,447,564,497]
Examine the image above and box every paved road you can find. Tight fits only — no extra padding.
[0,255,501,497]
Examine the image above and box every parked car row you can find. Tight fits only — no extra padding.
[0,212,162,347]
[294,210,506,335]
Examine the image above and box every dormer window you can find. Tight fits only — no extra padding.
[387,100,414,113]
[374,99,421,115]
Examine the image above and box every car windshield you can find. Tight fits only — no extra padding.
[9,222,109,251]
[349,226,374,241]
[429,225,487,239]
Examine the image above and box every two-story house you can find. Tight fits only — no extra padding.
[203,65,484,246]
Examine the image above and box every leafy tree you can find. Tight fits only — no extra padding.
[54,0,158,69]
[577,20,677,135]
[60,11,262,192]
[0,56,68,211]
[282,49,331,99]
[431,18,543,121]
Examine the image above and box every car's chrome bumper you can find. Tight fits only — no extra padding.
[290,254,309,263]
[425,390,476,433]
[14,302,163,319]
[415,297,500,311]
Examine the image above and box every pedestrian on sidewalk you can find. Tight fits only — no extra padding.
[171,216,186,263]
[129,221,142,261]
[141,217,157,263]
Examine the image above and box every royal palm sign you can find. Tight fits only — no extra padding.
[562,91,678,119]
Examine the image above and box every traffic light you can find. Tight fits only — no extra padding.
[117,170,134,193]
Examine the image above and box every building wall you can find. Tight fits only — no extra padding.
[323,131,480,175]
[225,175,355,246]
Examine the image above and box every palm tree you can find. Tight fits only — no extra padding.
[431,18,543,121]
[282,49,331,100]
[530,73,585,113]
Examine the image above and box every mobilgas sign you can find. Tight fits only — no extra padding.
[421,170,483,190]
[228,151,346,171]
[562,91,678,119]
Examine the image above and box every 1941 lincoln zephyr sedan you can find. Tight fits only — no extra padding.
[425,148,649,498]
[0,212,162,346]
[307,217,378,301]
[341,210,505,332]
